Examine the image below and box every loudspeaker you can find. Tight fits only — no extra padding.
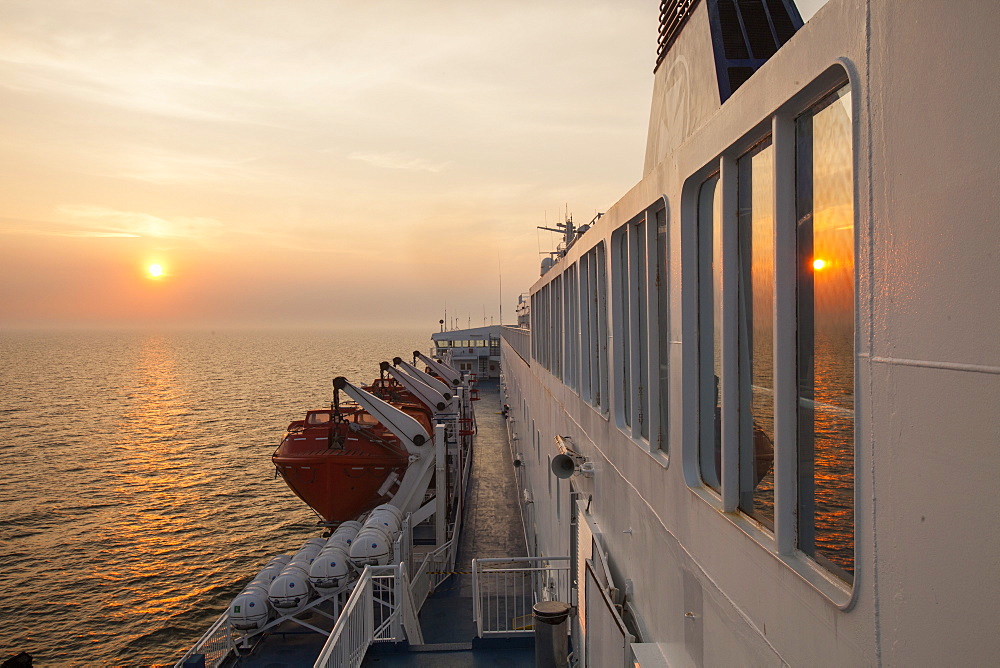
[551,453,576,479]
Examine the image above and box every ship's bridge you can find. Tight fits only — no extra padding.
[431,325,502,379]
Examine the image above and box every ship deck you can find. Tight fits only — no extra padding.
[226,380,532,667]
[365,378,532,666]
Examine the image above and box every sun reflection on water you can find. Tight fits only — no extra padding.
[0,328,433,664]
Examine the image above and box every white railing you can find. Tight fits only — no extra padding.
[501,326,531,365]
[313,564,418,668]
[173,611,234,668]
[472,556,571,637]
[394,514,412,577]
[314,568,374,668]
[409,539,454,611]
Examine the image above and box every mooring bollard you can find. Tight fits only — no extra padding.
[533,600,570,668]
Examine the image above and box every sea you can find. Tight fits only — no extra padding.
[0,328,431,667]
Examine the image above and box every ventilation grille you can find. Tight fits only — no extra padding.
[654,0,805,100]
[709,0,804,101]
[656,0,701,72]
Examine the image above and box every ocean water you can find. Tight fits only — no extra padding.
[0,329,430,666]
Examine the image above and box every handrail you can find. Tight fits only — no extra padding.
[409,539,454,611]
[397,568,424,645]
[313,563,420,668]
[500,326,531,366]
[394,514,412,577]
[173,610,233,668]
[472,556,571,637]
[313,566,375,668]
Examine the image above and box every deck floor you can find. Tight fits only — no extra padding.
[455,379,529,584]
[364,379,532,666]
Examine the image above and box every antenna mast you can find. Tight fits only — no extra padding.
[498,251,503,326]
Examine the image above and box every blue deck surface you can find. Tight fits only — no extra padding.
[363,644,534,667]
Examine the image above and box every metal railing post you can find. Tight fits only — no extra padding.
[472,558,481,637]
[435,422,447,546]
[391,564,403,640]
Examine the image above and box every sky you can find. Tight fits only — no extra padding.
[0,0,826,331]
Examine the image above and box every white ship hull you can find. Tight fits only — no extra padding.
[501,1,1000,665]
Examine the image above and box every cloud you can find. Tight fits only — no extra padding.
[0,221,140,238]
[0,1,657,328]
[348,152,449,173]
[56,206,224,240]
[90,146,266,186]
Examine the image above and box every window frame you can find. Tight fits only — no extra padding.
[681,65,857,606]
[578,242,609,416]
[609,200,669,460]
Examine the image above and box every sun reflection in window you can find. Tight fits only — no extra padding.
[797,84,854,581]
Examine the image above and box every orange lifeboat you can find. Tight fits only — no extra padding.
[363,377,435,431]
[272,377,435,524]
[272,406,410,523]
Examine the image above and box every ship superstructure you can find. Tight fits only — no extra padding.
[431,325,502,379]
[499,0,1000,665]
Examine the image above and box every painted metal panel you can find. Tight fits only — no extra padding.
[585,560,633,668]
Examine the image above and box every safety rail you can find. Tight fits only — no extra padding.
[173,610,234,668]
[409,539,455,611]
[472,556,571,637]
[313,563,419,668]
[394,514,412,577]
[500,326,531,366]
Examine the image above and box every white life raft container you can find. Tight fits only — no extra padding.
[308,546,351,592]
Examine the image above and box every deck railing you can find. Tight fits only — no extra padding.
[409,539,455,611]
[472,556,571,637]
[313,567,374,668]
[394,514,412,577]
[172,610,234,668]
[313,563,420,668]
[500,326,531,365]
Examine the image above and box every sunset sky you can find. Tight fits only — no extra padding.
[0,0,825,330]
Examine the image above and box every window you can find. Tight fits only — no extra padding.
[531,294,537,360]
[611,211,654,442]
[692,77,854,584]
[697,174,722,491]
[580,252,594,402]
[737,138,776,527]
[579,243,609,413]
[553,273,563,380]
[564,263,580,392]
[796,85,854,580]
[614,225,633,429]
[307,411,332,425]
[655,205,669,453]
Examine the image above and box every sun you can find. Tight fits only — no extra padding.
[147,263,165,279]
[812,258,827,271]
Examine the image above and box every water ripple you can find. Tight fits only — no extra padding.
[0,328,428,666]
